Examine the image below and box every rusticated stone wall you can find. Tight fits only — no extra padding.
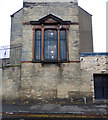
[1,0,95,105]
[2,65,21,104]
[2,53,108,105]
[20,1,81,104]
[20,62,81,104]
[80,53,108,103]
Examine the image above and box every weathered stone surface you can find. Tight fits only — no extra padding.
[81,54,108,103]
[2,66,21,104]
[10,8,23,65]
[10,8,23,44]
[1,0,98,105]
[23,2,78,23]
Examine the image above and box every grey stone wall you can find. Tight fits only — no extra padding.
[20,62,81,104]
[2,52,107,105]
[20,1,81,104]
[80,53,108,103]
[22,2,80,61]
[79,7,93,52]
[10,45,22,65]
[10,8,23,45]
[23,2,78,23]
[10,8,23,65]
[1,1,96,105]
[2,66,21,104]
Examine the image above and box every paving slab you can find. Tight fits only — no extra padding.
[2,104,108,115]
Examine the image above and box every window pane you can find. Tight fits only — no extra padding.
[35,30,41,61]
[60,30,67,61]
[44,30,58,60]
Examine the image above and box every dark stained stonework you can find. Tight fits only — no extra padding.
[1,0,108,107]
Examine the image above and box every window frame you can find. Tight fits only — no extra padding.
[32,24,69,63]
[44,29,58,61]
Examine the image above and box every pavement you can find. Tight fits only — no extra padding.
[2,104,108,114]
[2,104,108,119]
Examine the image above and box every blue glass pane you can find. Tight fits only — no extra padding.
[60,30,67,61]
[44,30,58,60]
[35,30,41,61]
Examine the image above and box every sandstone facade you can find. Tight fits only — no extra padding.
[1,0,107,105]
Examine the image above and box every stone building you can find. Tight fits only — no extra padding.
[1,0,108,105]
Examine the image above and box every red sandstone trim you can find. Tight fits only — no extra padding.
[33,28,36,60]
[71,22,79,25]
[21,61,33,63]
[41,26,44,61]
[57,27,60,61]
[66,29,69,62]
[23,22,31,25]
[69,61,80,63]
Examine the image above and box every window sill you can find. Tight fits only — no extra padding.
[32,59,68,63]
[22,60,80,63]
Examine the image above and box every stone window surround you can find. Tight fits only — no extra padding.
[22,14,80,64]
[32,24,69,63]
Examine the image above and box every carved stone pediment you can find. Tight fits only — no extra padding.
[30,14,71,25]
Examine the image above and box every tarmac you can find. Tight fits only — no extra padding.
[2,104,108,119]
